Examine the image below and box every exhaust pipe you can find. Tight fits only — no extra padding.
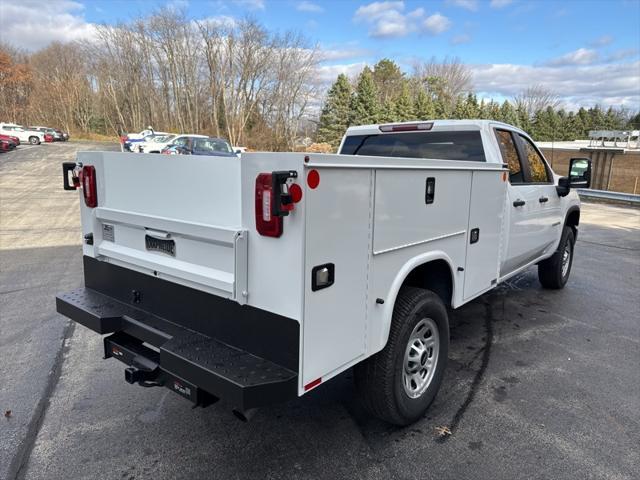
[232,408,258,422]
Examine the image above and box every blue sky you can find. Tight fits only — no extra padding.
[2,0,639,109]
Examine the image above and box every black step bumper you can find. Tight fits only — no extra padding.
[56,271,298,411]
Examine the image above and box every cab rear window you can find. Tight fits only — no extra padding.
[339,131,486,162]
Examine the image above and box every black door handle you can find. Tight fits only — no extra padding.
[539,196,549,203]
[513,199,525,207]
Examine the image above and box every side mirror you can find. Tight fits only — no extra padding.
[568,157,591,189]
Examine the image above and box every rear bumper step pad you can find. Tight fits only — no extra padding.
[57,288,297,410]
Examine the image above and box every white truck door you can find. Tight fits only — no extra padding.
[515,134,563,251]
[494,129,548,275]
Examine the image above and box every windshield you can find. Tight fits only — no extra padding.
[193,138,233,154]
[339,131,486,162]
[153,135,175,143]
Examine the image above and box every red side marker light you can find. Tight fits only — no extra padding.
[307,169,320,189]
[304,377,322,391]
[289,183,303,203]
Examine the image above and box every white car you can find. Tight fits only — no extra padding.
[135,134,177,153]
[58,120,588,425]
[0,123,46,145]
[145,134,208,154]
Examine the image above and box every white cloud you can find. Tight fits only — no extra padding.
[296,1,323,13]
[0,0,96,51]
[319,47,371,62]
[354,1,450,38]
[232,0,265,10]
[197,15,237,28]
[605,48,640,62]
[423,13,451,35]
[471,61,640,109]
[490,0,513,8]
[167,0,189,10]
[546,48,599,66]
[450,33,471,45]
[589,35,613,47]
[314,62,367,85]
[446,0,478,11]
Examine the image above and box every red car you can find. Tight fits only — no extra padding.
[0,133,20,146]
[0,138,17,152]
[44,133,54,143]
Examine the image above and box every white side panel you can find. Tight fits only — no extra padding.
[463,170,506,300]
[373,170,472,254]
[302,168,372,386]
[240,153,306,321]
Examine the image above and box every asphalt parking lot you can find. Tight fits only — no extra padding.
[1,142,639,480]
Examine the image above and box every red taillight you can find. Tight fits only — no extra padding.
[255,173,282,237]
[379,122,433,132]
[82,165,98,208]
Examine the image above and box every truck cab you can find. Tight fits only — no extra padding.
[56,120,590,425]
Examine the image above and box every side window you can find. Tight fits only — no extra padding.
[519,135,551,183]
[495,130,524,184]
[174,137,188,146]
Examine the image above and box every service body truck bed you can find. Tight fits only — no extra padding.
[57,120,589,424]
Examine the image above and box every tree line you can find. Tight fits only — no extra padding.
[0,10,317,150]
[317,59,639,149]
[1,17,638,150]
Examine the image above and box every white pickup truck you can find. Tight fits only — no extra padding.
[57,120,591,425]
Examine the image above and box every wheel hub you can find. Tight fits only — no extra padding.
[402,318,440,399]
[561,241,572,278]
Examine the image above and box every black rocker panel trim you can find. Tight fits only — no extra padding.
[83,256,299,372]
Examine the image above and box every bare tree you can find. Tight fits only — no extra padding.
[412,56,473,108]
[514,85,561,119]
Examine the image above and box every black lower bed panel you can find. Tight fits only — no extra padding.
[55,256,299,410]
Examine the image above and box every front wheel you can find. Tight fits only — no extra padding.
[538,226,575,289]
[355,287,449,425]
[29,136,40,145]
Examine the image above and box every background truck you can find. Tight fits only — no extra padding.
[57,120,591,425]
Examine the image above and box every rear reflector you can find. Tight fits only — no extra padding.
[379,122,433,132]
[255,173,283,237]
[304,377,322,391]
[82,165,98,208]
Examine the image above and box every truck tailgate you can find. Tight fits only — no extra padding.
[78,152,247,303]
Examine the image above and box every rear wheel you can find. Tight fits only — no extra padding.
[29,136,40,145]
[538,226,575,289]
[355,287,449,425]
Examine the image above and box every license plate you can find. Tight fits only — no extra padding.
[145,235,175,256]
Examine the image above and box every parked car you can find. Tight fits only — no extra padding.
[0,138,17,152]
[56,129,69,141]
[136,134,177,153]
[43,133,54,143]
[121,127,166,151]
[168,137,237,157]
[29,126,60,141]
[0,133,20,146]
[0,123,45,145]
[58,120,589,425]
[153,134,209,154]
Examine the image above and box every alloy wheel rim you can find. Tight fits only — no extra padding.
[402,318,440,399]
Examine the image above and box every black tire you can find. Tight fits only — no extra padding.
[29,136,40,145]
[355,287,449,425]
[538,226,575,289]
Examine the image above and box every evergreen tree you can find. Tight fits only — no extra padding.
[372,59,404,104]
[414,89,435,120]
[515,103,530,132]
[394,81,415,121]
[349,67,381,126]
[316,74,352,149]
[499,100,518,126]
[379,98,397,123]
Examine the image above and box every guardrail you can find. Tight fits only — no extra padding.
[577,189,640,205]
